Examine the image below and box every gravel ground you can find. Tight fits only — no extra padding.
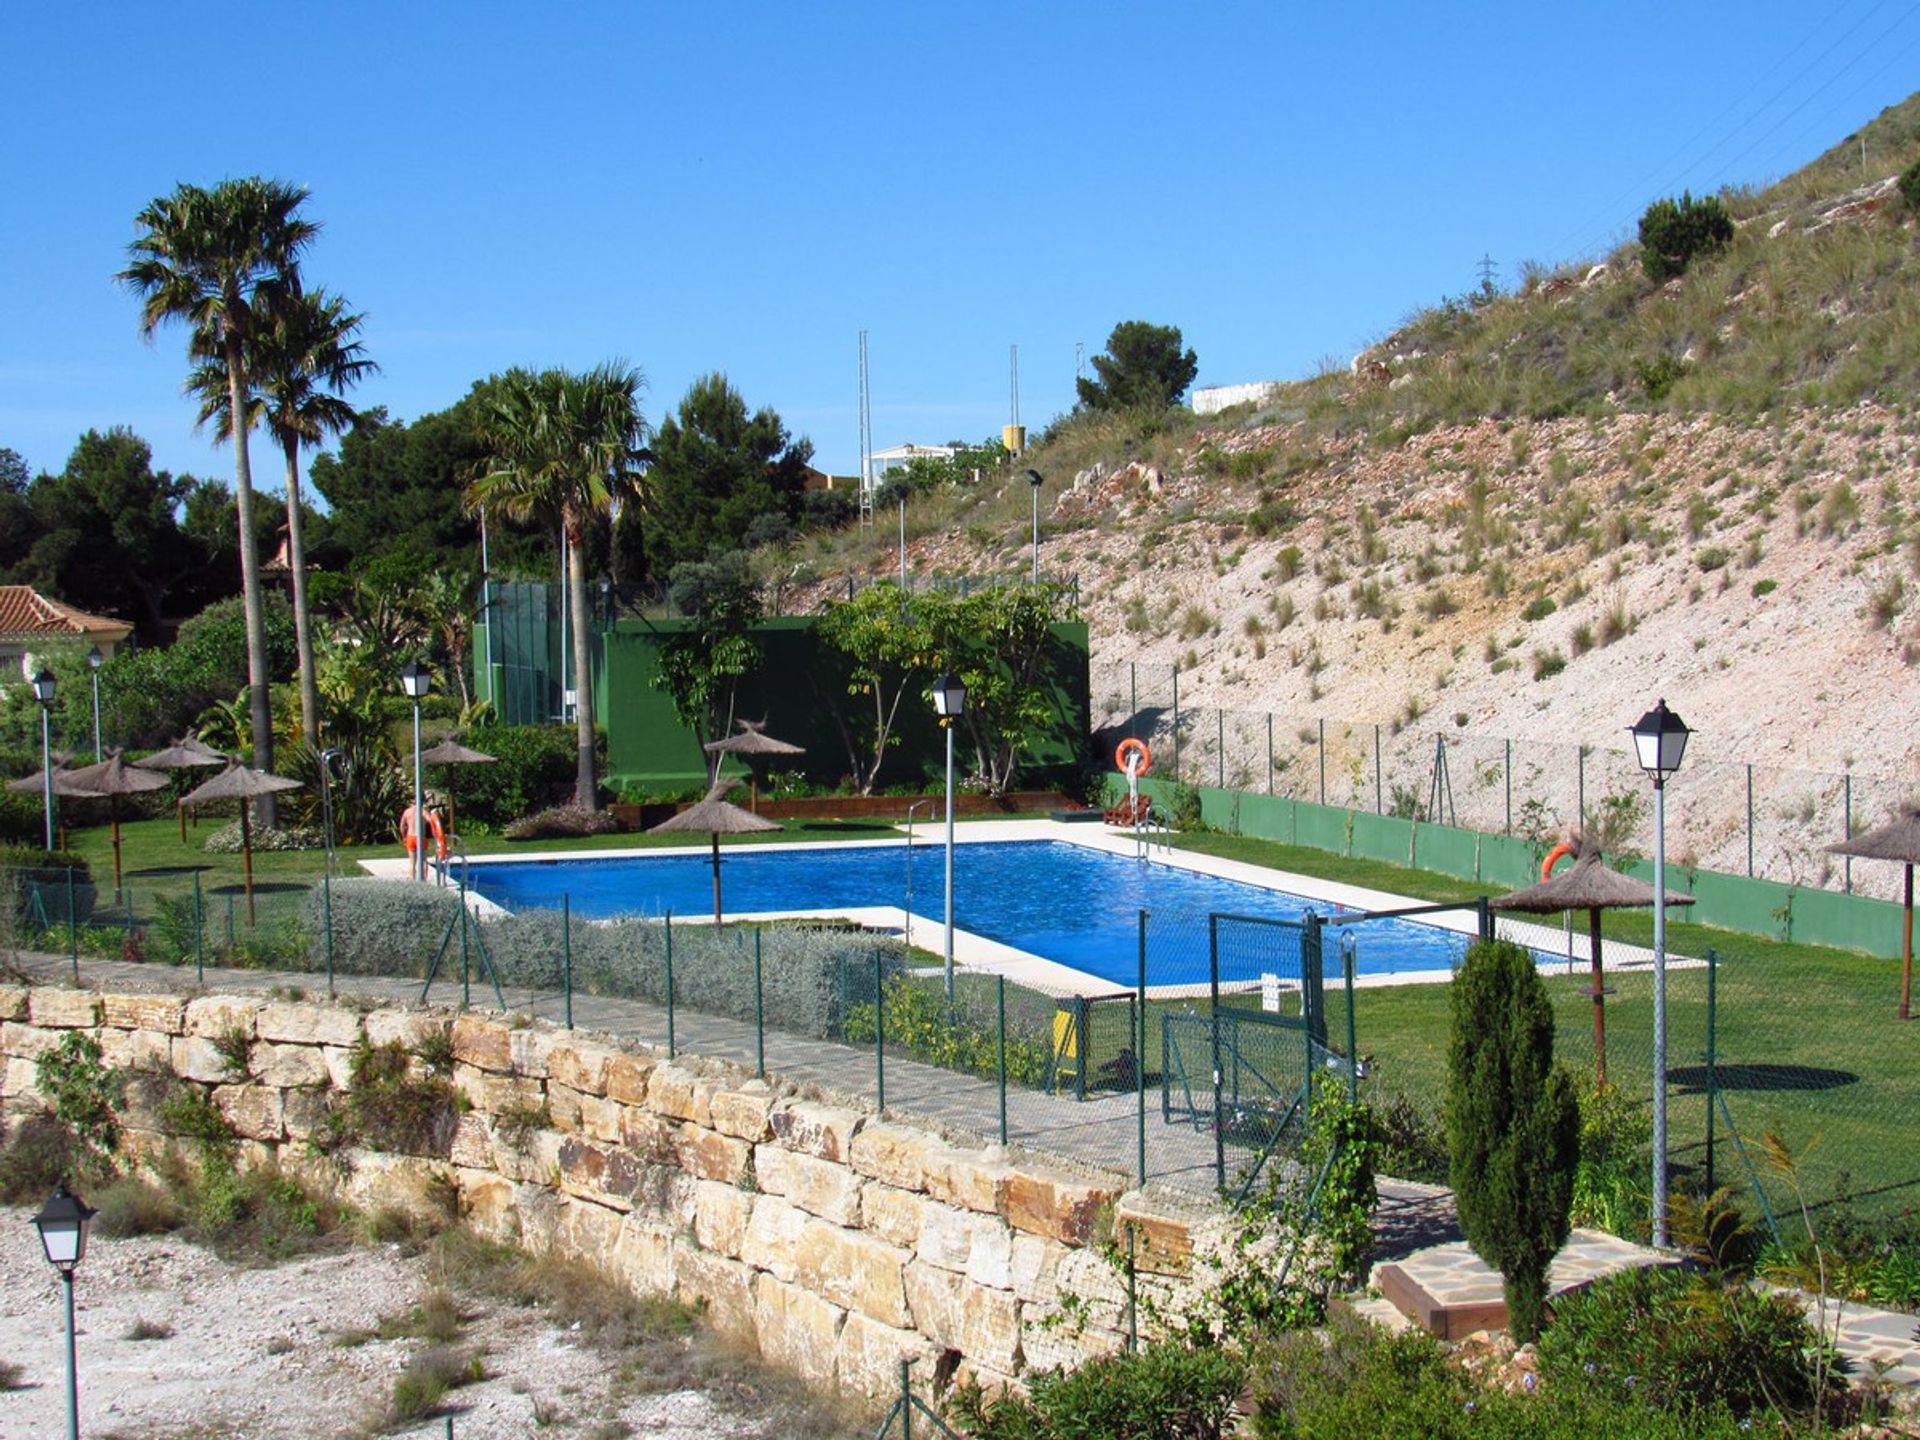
[0,1208,844,1439]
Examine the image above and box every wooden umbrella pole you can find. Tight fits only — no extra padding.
[177,798,187,843]
[711,835,722,925]
[1589,906,1606,1089]
[110,795,123,895]
[241,803,256,928]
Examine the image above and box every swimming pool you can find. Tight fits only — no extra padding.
[458,839,1474,989]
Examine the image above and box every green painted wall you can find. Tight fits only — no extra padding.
[1123,776,1909,960]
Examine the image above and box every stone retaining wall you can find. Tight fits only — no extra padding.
[0,984,1216,1398]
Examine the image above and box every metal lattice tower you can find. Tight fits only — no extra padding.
[857,330,873,528]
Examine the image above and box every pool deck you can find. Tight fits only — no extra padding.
[358,818,1695,997]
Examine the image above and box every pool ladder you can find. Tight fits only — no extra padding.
[1134,804,1172,861]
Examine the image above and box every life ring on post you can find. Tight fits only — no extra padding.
[1114,738,1152,778]
[1541,840,1576,880]
[400,805,450,863]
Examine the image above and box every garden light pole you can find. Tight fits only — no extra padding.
[32,668,56,851]
[932,671,967,1000]
[402,660,431,882]
[1631,697,1690,1249]
[1026,468,1044,582]
[32,1181,96,1440]
[86,646,103,762]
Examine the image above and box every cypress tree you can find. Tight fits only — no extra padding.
[1446,937,1580,1343]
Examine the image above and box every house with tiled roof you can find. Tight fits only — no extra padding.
[0,586,133,682]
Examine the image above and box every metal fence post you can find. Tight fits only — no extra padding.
[1344,943,1359,1105]
[1374,725,1382,815]
[1217,709,1225,789]
[1746,766,1755,878]
[996,974,1008,1145]
[1129,663,1138,743]
[874,952,886,1111]
[1126,1225,1139,1354]
[1844,774,1854,893]
[322,869,335,998]
[1504,738,1512,835]
[1171,667,1181,780]
[1266,713,1274,796]
[67,868,78,980]
[1074,995,1090,1103]
[1208,914,1225,1193]
[1577,744,1586,829]
[1317,718,1326,805]
[193,871,204,984]
[1705,947,1718,1197]
[665,909,676,1059]
[562,894,574,1030]
[1137,908,1148,1191]
[754,929,765,1079]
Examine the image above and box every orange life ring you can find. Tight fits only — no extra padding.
[1114,738,1152,777]
[401,805,449,862]
[1541,841,1576,880]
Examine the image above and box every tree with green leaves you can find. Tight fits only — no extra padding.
[469,363,648,809]
[926,582,1077,795]
[1446,937,1579,1343]
[646,373,812,575]
[655,550,764,756]
[1075,320,1200,412]
[815,582,935,795]
[119,177,317,818]
[1638,192,1735,283]
[189,288,377,745]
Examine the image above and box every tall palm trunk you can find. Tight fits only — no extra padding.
[565,510,599,810]
[280,431,320,746]
[226,332,277,827]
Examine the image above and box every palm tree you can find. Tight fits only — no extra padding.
[469,364,647,810]
[119,178,316,823]
[189,288,376,746]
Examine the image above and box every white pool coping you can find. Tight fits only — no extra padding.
[356,819,1696,997]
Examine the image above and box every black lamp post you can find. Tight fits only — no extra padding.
[1026,469,1044,583]
[931,671,967,999]
[401,660,432,882]
[1630,697,1690,1248]
[86,646,103,762]
[31,667,56,852]
[32,1181,96,1440]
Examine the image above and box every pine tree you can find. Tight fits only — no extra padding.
[1446,937,1579,1343]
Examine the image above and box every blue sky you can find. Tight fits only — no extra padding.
[5,1,1918,489]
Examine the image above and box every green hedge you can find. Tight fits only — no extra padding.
[446,725,595,827]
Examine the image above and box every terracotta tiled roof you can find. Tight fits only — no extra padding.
[0,586,132,642]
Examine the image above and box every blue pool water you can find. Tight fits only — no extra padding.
[460,840,1473,988]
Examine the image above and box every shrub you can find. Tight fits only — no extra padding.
[1638,192,1734,282]
[1447,938,1578,1343]
[502,803,621,840]
[1693,545,1728,572]
[0,1114,82,1202]
[447,725,584,826]
[299,878,458,979]
[1538,1266,1833,1421]
[38,1030,124,1165]
[841,975,1052,1086]
[1569,1081,1650,1238]
[952,1341,1245,1439]
[202,821,326,854]
[1519,596,1556,622]
[332,1038,462,1158]
[1900,157,1920,213]
[1531,648,1566,681]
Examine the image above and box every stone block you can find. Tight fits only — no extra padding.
[1009,1234,1060,1303]
[185,996,259,1039]
[752,1271,844,1389]
[97,1027,172,1073]
[493,1125,564,1187]
[618,1107,680,1165]
[256,1001,361,1048]
[837,1312,939,1398]
[4,1057,44,1105]
[1114,1196,1198,1276]
[320,1046,356,1090]
[794,1219,913,1328]
[677,1249,756,1343]
[29,989,100,1029]
[646,1064,713,1127]
[450,1013,513,1072]
[754,1145,863,1227]
[694,1180,755,1258]
[919,1205,996,1274]
[1053,1248,1129,1332]
[556,1136,642,1211]
[0,987,29,1022]
[212,1084,284,1142]
[554,1198,623,1266]
[282,1088,332,1141]
[926,1149,1014,1216]
[675,1126,752,1185]
[250,1042,330,1089]
[546,1084,583,1133]
[578,1092,623,1143]
[740,1194,809,1282]
[450,1111,494,1170]
[456,1168,521,1243]
[1005,1166,1121,1247]
[364,1009,450,1053]
[861,1184,927,1250]
[480,1073,546,1116]
[508,1026,557,1077]
[770,1098,864,1162]
[848,1123,938,1192]
[709,1083,774,1142]
[172,1035,237,1084]
[904,1258,1023,1375]
[604,1050,657,1104]
[548,1040,616,1096]
[101,994,185,1034]
[515,1184,563,1255]
[451,1061,487,1111]
[3,1023,62,1061]
[612,1214,677,1294]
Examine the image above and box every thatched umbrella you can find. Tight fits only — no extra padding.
[703,720,805,813]
[1827,805,1920,1020]
[64,750,168,892]
[133,734,229,840]
[1490,838,1695,1087]
[180,765,304,925]
[419,739,496,838]
[646,777,780,923]
[7,761,102,853]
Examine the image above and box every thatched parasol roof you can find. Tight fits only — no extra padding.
[648,778,782,836]
[6,765,102,799]
[66,750,169,797]
[133,735,227,771]
[703,719,805,759]
[181,764,304,808]
[420,740,497,766]
[1826,805,1920,864]
[1491,845,1695,914]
